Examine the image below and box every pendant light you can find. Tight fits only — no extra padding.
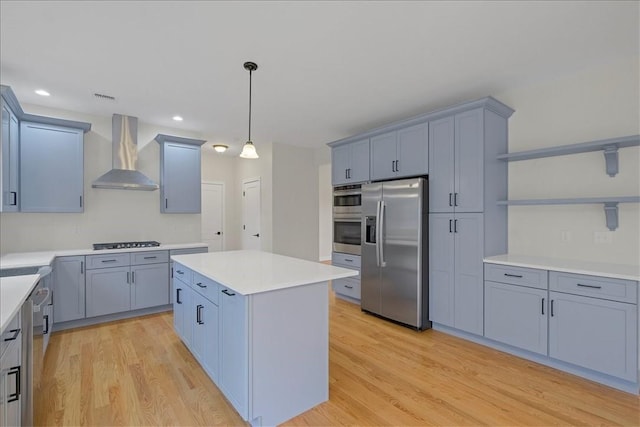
[240,61,259,159]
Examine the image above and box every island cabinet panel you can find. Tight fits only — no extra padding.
[53,256,86,323]
[549,291,637,382]
[19,122,84,213]
[172,276,187,339]
[192,293,220,381]
[484,281,548,355]
[219,287,249,419]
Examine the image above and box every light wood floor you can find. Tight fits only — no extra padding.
[36,291,640,426]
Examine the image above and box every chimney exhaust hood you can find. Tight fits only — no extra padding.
[92,114,159,191]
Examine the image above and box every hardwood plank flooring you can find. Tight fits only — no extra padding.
[36,291,640,426]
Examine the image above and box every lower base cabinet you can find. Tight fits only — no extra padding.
[219,287,248,416]
[0,318,21,427]
[86,266,130,317]
[549,291,637,382]
[192,292,220,382]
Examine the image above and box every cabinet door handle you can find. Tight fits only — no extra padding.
[541,298,545,315]
[171,267,174,278]
[395,160,399,171]
[504,273,523,278]
[449,219,453,233]
[454,219,458,233]
[44,315,50,334]
[80,196,83,208]
[576,283,602,289]
[449,193,453,207]
[131,271,135,283]
[222,289,236,297]
[165,199,168,209]
[80,261,84,274]
[196,282,207,288]
[10,191,17,206]
[550,300,554,317]
[7,366,20,402]
[126,272,130,284]
[3,328,20,342]
[345,169,348,179]
[454,193,458,206]
[391,160,396,172]
[196,304,204,324]
[176,288,182,304]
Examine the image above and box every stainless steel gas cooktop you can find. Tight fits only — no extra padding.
[93,241,161,250]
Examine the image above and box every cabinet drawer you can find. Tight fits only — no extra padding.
[86,253,130,269]
[173,263,192,284]
[131,250,169,265]
[550,271,637,304]
[1,310,21,358]
[169,247,208,256]
[332,253,361,269]
[333,277,361,300]
[484,264,548,290]
[192,271,220,305]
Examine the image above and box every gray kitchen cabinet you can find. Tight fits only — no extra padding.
[172,274,187,341]
[331,138,370,185]
[331,252,361,302]
[191,291,220,381]
[53,256,86,323]
[19,122,84,213]
[130,263,169,310]
[0,325,21,427]
[429,109,486,213]
[484,281,548,355]
[1,99,20,212]
[429,213,484,335]
[86,266,131,317]
[219,285,249,419]
[370,123,428,181]
[157,135,206,214]
[169,246,208,304]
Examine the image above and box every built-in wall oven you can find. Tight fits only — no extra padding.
[333,184,362,255]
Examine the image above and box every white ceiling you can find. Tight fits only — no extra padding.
[1,1,638,155]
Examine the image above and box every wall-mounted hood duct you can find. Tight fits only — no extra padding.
[92,114,159,191]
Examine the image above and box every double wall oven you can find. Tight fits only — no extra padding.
[333,184,361,255]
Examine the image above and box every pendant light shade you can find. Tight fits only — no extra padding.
[240,61,259,159]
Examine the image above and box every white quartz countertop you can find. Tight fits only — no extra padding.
[172,250,359,295]
[0,274,40,335]
[484,254,640,281]
[0,242,208,269]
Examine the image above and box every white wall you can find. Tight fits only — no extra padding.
[318,163,332,261]
[494,57,640,264]
[272,142,319,261]
[0,104,207,254]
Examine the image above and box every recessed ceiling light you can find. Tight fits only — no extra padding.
[35,89,50,96]
[172,116,183,122]
[213,144,228,153]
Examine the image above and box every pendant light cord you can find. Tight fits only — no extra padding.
[248,68,252,142]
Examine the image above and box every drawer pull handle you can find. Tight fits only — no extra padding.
[196,282,207,288]
[222,289,236,296]
[3,328,20,342]
[504,273,523,278]
[576,283,602,289]
[102,259,117,263]
[7,366,20,402]
[344,259,353,262]
[344,285,354,289]
[143,256,157,260]
[176,270,184,275]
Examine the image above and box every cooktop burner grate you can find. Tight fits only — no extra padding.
[93,241,161,250]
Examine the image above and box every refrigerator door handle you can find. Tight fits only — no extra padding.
[375,200,381,267]
[379,201,386,267]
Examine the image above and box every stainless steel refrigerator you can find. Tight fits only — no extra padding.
[361,177,430,330]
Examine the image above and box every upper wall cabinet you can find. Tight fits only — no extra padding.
[1,96,19,212]
[331,138,370,186]
[156,134,206,214]
[20,122,85,213]
[370,123,428,181]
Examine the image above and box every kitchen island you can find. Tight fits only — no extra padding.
[171,250,358,427]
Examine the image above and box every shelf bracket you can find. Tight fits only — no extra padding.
[603,202,619,231]
[603,145,619,177]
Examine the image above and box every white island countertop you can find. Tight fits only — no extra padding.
[0,242,208,269]
[172,250,358,295]
[484,254,640,281]
[0,274,40,335]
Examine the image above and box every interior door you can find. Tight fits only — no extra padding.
[242,179,261,250]
[201,182,224,252]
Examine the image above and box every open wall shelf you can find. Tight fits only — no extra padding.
[497,135,640,177]
[497,197,640,231]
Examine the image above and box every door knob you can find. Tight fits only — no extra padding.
[253,233,260,237]
[216,231,222,235]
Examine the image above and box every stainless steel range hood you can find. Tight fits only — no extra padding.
[92,114,159,191]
